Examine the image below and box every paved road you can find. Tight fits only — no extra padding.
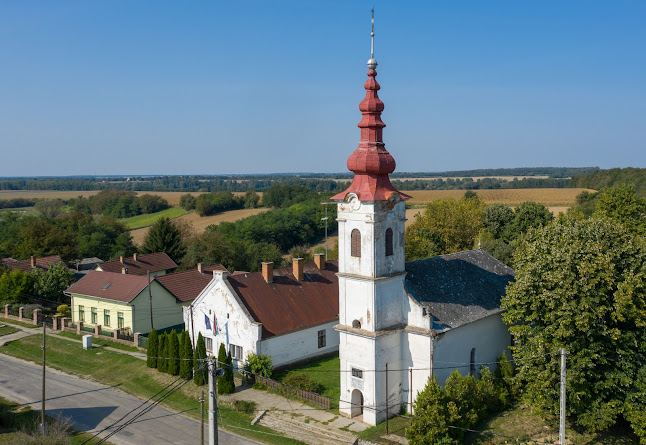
[0,354,259,445]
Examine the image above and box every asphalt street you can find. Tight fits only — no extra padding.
[0,353,260,444]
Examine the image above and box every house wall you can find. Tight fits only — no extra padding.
[260,320,339,368]
[186,274,262,363]
[70,281,182,334]
[432,313,512,386]
[70,295,132,332]
[130,281,184,334]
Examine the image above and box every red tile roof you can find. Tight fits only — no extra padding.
[65,270,151,303]
[157,265,227,303]
[98,253,178,276]
[2,255,65,272]
[226,261,339,339]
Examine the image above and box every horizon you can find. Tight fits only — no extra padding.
[2,2,645,176]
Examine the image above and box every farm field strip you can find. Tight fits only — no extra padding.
[405,188,593,206]
[129,207,270,245]
[313,175,552,182]
[120,206,186,229]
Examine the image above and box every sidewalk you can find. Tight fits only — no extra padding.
[220,385,368,433]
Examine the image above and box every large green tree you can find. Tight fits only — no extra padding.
[594,185,646,236]
[0,270,35,303]
[405,196,485,260]
[142,217,186,263]
[31,262,75,301]
[502,215,646,436]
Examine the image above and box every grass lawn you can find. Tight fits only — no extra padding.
[0,395,109,444]
[273,355,341,410]
[0,335,305,445]
[0,316,38,328]
[120,206,186,229]
[57,331,142,353]
[0,325,19,336]
[356,416,411,444]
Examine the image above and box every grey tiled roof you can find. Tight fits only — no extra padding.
[405,249,514,331]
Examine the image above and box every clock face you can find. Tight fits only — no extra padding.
[348,194,361,211]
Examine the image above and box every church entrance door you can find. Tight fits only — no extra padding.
[350,389,364,418]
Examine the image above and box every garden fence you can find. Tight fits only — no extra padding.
[254,375,331,410]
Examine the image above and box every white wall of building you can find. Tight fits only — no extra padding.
[432,313,511,386]
[260,320,339,368]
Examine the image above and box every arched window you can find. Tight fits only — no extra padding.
[385,228,394,256]
[351,229,361,257]
[470,348,477,376]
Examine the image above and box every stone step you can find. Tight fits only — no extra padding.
[259,411,356,445]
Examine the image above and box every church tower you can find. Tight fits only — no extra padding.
[333,11,411,426]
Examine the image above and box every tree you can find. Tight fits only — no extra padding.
[243,353,273,379]
[482,203,514,240]
[594,185,646,236]
[147,329,158,368]
[509,201,552,237]
[287,245,313,264]
[138,194,169,214]
[179,331,193,379]
[142,217,186,263]
[35,199,65,218]
[502,215,646,434]
[217,343,235,394]
[157,333,168,373]
[193,333,207,386]
[14,219,79,262]
[31,262,75,301]
[167,330,180,376]
[243,190,260,209]
[405,196,485,260]
[0,270,35,303]
[179,194,196,211]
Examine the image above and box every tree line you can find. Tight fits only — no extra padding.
[570,167,646,196]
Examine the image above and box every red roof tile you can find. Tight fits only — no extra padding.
[98,253,178,276]
[2,255,65,272]
[65,270,150,303]
[156,265,227,303]
[226,261,339,339]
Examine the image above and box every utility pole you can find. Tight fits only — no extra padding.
[320,202,334,261]
[208,358,218,445]
[560,348,566,445]
[385,362,389,435]
[41,320,46,435]
[200,390,205,445]
[147,271,154,330]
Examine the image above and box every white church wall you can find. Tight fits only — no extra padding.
[373,331,404,424]
[432,313,511,386]
[339,277,375,330]
[339,333,377,423]
[260,320,339,368]
[401,331,433,414]
[373,277,407,331]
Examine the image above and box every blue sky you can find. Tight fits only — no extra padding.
[1,1,644,176]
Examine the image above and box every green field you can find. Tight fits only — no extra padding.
[120,206,186,229]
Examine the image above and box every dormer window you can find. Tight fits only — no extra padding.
[385,228,393,256]
[351,229,361,257]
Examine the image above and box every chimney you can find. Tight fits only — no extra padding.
[120,256,124,264]
[133,253,138,262]
[314,253,325,270]
[30,256,36,268]
[292,258,304,281]
[213,270,228,280]
[197,262,203,274]
[122,267,128,274]
[262,262,273,283]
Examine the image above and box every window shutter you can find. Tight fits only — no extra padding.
[351,229,361,257]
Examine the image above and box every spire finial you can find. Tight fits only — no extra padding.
[367,8,377,70]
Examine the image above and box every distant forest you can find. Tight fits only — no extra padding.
[0,167,600,193]
[569,167,646,196]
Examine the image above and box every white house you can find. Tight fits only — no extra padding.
[184,256,340,368]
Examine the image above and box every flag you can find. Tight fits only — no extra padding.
[213,315,218,334]
[205,314,211,330]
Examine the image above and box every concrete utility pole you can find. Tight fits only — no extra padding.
[208,358,221,445]
[200,390,205,445]
[385,362,389,435]
[560,348,567,445]
[41,321,46,435]
[148,271,154,330]
[320,202,334,261]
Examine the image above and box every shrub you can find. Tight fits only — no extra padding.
[22,304,44,320]
[233,400,257,414]
[56,304,71,318]
[167,330,180,375]
[146,329,158,368]
[217,343,235,395]
[283,373,321,393]
[193,333,206,386]
[179,331,193,379]
[243,353,273,380]
[157,333,168,373]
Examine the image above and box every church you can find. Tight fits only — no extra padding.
[332,16,514,425]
